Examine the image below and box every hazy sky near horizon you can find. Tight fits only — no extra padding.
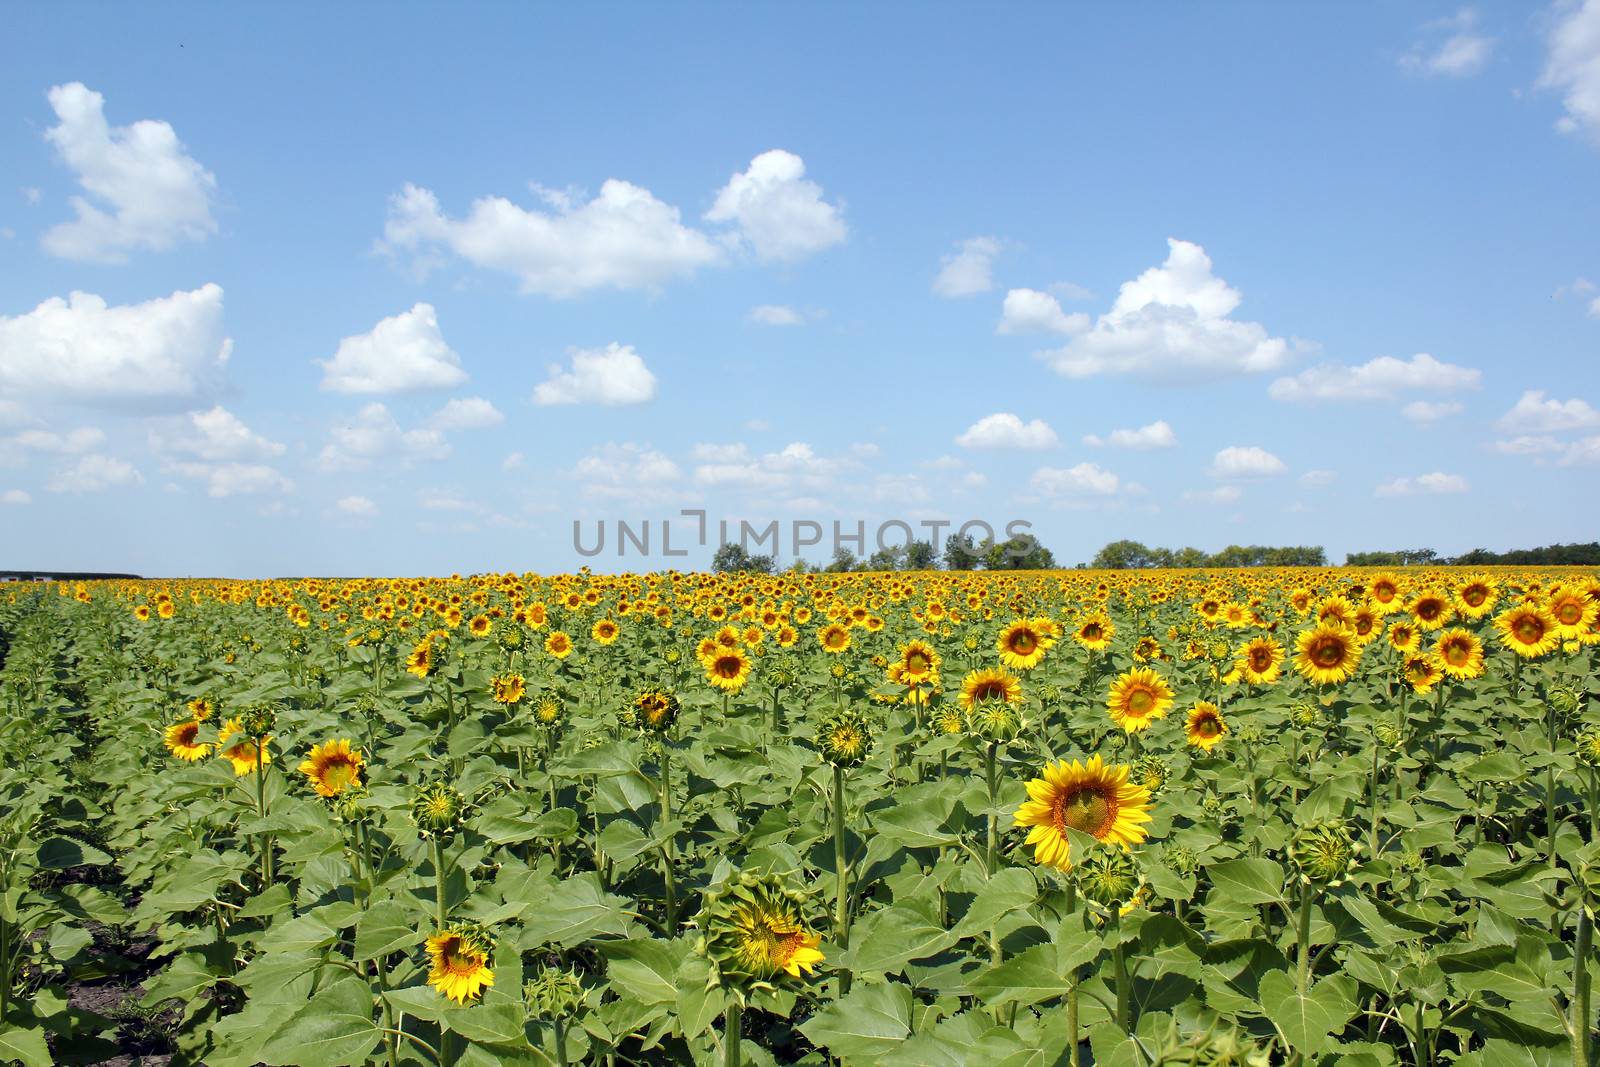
[2,3,1599,577]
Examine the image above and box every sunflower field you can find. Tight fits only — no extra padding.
[1,567,1598,1067]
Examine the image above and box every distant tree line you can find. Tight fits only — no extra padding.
[709,532,1056,573]
[1088,540,1328,570]
[1345,542,1600,566]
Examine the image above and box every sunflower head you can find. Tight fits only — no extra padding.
[931,705,967,736]
[412,780,467,837]
[525,966,587,1021]
[1159,1027,1273,1067]
[426,923,495,1004]
[1576,727,1600,768]
[695,870,825,994]
[1165,844,1200,876]
[533,695,564,728]
[969,697,1025,743]
[1290,702,1321,729]
[1130,754,1169,797]
[817,709,873,767]
[633,688,681,733]
[1076,847,1143,911]
[491,673,526,705]
[239,701,280,739]
[1013,755,1153,870]
[163,719,211,762]
[498,626,526,651]
[1290,818,1359,886]
[298,739,365,798]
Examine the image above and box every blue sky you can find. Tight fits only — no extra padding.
[2,3,1598,577]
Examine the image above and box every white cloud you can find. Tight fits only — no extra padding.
[383,179,722,297]
[576,443,683,500]
[318,403,448,472]
[10,427,105,454]
[429,396,504,431]
[1268,353,1480,403]
[533,342,656,406]
[692,442,751,463]
[873,474,931,505]
[997,288,1089,335]
[1,489,29,505]
[47,454,142,493]
[417,488,479,512]
[1541,0,1600,144]
[168,461,293,498]
[850,442,880,459]
[1210,445,1287,478]
[1493,434,1565,455]
[0,401,34,430]
[956,412,1059,450]
[705,150,845,262]
[1083,420,1177,450]
[1563,436,1600,465]
[1183,485,1243,505]
[694,441,842,493]
[40,82,217,263]
[1401,400,1465,423]
[1038,239,1292,380]
[149,406,283,461]
[1401,9,1493,77]
[1497,389,1600,433]
[502,451,525,471]
[1300,469,1337,487]
[749,304,804,326]
[933,237,1001,298]
[337,495,378,518]
[1030,462,1120,497]
[1375,472,1470,497]
[0,284,230,407]
[319,304,467,394]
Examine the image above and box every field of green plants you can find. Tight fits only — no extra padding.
[0,567,1597,1066]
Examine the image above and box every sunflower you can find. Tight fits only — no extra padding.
[1236,636,1284,685]
[1495,603,1560,658]
[1407,592,1453,632]
[468,614,492,637]
[1432,628,1484,680]
[163,719,211,761]
[544,630,573,659]
[1073,614,1116,652]
[699,874,824,982]
[134,604,151,621]
[1453,575,1499,619]
[1292,623,1362,685]
[491,673,526,705]
[932,705,967,735]
[960,667,1023,710]
[1386,621,1420,653]
[1185,702,1227,752]
[817,623,852,654]
[405,637,437,678]
[426,926,495,1003]
[186,697,214,722]
[216,718,272,776]
[705,647,753,693]
[997,619,1050,670]
[1131,635,1164,663]
[298,739,364,797]
[1012,755,1152,870]
[892,640,941,685]
[1401,653,1444,695]
[776,625,798,647]
[1106,667,1175,733]
[1547,586,1599,640]
[1367,572,1405,614]
[592,618,620,645]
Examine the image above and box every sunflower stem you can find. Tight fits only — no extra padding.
[984,741,1000,875]
[1369,737,1381,861]
[725,1001,743,1067]
[434,835,461,1066]
[833,762,852,996]
[254,738,272,888]
[1111,911,1131,1032]
[1574,904,1592,1067]
[1065,882,1080,1067]
[661,747,677,930]
[1551,699,1562,872]
[554,1016,568,1067]
[1296,883,1315,996]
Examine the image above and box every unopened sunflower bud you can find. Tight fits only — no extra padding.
[525,966,586,1020]
[1290,819,1359,886]
[1131,755,1169,798]
[817,709,873,767]
[969,699,1025,743]
[696,871,824,990]
[240,702,279,739]
[1076,848,1143,910]
[633,688,680,733]
[412,780,467,837]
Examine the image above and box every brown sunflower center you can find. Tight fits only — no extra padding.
[1082,623,1103,640]
[1055,787,1115,837]
[1195,717,1221,738]
[1416,599,1444,620]
[1249,648,1273,671]
[320,758,359,790]
[1010,630,1037,654]
[1556,601,1583,625]
[1313,638,1345,666]
[714,656,743,678]
[1442,640,1470,666]
[907,652,930,673]
[1462,586,1487,606]
[1127,688,1155,715]
[1514,616,1544,642]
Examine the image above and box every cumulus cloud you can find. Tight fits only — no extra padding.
[429,396,504,431]
[748,304,804,326]
[337,495,378,517]
[1210,445,1287,478]
[1030,462,1120,497]
[1563,436,1600,465]
[8,427,105,454]
[1083,420,1177,450]
[318,403,448,472]
[1401,8,1494,77]
[997,288,1090,336]
[933,237,1001,298]
[40,82,217,263]
[533,343,656,406]
[1038,239,1292,380]
[319,304,467,394]
[47,454,142,493]
[1,489,29,505]
[693,441,842,494]
[576,443,683,500]
[955,413,1059,450]
[1376,472,1469,497]
[1496,389,1600,433]
[1300,469,1337,488]
[705,150,846,262]
[167,461,293,498]
[1541,0,1600,144]
[1268,353,1480,403]
[149,406,284,461]
[0,284,230,407]
[1183,485,1243,505]
[1401,400,1464,423]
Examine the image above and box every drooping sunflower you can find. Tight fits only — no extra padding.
[216,718,272,776]
[1106,667,1175,733]
[1292,622,1362,686]
[426,926,495,1003]
[817,623,852,654]
[633,687,680,732]
[544,630,573,659]
[1432,628,1484,680]
[1073,615,1116,652]
[1012,755,1152,870]
[1185,702,1227,752]
[490,673,526,705]
[705,647,753,693]
[960,667,1023,710]
[405,637,437,678]
[591,618,620,645]
[698,872,825,983]
[1236,636,1284,685]
[997,618,1051,670]
[163,719,211,761]
[298,739,365,797]
[1494,603,1560,658]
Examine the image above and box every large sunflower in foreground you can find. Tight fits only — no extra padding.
[1106,667,1174,733]
[704,647,753,692]
[699,872,825,983]
[997,618,1051,670]
[298,739,364,797]
[1292,622,1362,685]
[1433,628,1484,680]
[960,667,1022,710]
[426,926,495,1003]
[163,719,211,761]
[1495,603,1559,658]
[1012,755,1152,870]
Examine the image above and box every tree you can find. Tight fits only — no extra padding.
[825,547,859,572]
[865,545,907,571]
[1092,540,1156,570]
[905,540,938,570]
[943,533,981,571]
[710,542,774,574]
[983,534,1057,570]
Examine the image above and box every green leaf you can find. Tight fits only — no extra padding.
[1205,858,1286,906]
[258,975,383,1067]
[969,942,1067,1008]
[674,954,722,1040]
[951,867,1038,939]
[0,1025,52,1067]
[839,905,956,978]
[798,981,914,1061]
[354,899,424,960]
[474,796,579,845]
[36,836,112,869]
[597,938,684,1007]
[517,873,632,949]
[1258,969,1357,1056]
